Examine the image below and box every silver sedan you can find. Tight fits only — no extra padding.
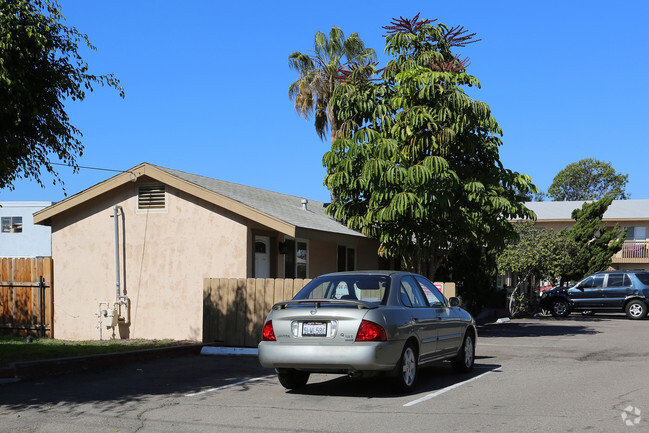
[258,271,477,393]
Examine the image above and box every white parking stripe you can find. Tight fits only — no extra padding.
[403,370,497,407]
[184,374,276,397]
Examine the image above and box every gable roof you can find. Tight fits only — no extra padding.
[524,200,649,222]
[34,163,364,238]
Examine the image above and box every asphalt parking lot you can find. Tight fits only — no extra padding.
[1,314,648,433]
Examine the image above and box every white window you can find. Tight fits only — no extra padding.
[625,226,647,241]
[1,216,22,233]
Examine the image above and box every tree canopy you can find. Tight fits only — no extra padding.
[323,14,536,278]
[547,158,629,201]
[497,220,575,311]
[288,26,375,145]
[560,196,625,281]
[0,0,124,191]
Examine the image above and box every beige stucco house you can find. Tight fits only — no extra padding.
[34,163,384,341]
[525,200,649,271]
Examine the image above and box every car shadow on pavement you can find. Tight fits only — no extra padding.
[0,354,275,412]
[478,318,601,338]
[286,362,502,399]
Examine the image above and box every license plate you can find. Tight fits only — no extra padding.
[302,322,327,337]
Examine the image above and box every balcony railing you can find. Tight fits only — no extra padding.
[616,241,649,259]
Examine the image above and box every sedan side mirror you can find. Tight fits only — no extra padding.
[449,297,461,307]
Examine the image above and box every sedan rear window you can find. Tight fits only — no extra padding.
[294,275,390,305]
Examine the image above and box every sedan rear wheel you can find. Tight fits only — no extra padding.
[625,300,648,320]
[551,299,570,317]
[392,342,417,394]
[276,368,310,390]
[452,332,475,373]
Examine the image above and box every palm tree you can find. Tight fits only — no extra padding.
[288,26,376,146]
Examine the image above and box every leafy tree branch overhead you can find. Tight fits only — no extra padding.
[0,0,124,191]
[322,14,537,279]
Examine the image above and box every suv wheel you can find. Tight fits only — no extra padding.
[551,299,570,317]
[625,300,648,320]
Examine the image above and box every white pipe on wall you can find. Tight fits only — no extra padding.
[113,205,122,301]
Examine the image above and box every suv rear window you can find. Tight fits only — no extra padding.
[634,273,649,285]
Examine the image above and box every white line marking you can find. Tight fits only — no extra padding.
[184,374,276,397]
[403,370,496,407]
[479,342,580,348]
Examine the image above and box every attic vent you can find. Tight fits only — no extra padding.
[138,184,166,210]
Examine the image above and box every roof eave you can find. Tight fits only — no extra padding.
[33,163,297,236]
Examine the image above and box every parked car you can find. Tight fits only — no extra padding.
[539,270,649,320]
[257,271,477,394]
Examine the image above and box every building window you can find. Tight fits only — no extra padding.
[255,241,266,254]
[137,184,166,212]
[337,245,356,271]
[625,226,647,242]
[1,216,22,233]
[284,238,308,278]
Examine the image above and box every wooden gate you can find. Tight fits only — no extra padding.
[0,257,53,337]
[203,278,310,347]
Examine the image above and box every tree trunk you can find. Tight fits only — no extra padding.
[327,108,339,203]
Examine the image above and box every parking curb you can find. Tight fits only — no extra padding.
[0,343,213,382]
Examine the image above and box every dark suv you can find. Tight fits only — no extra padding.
[540,270,649,320]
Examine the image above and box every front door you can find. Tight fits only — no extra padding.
[571,274,605,308]
[254,236,270,278]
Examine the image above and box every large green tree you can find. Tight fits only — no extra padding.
[0,0,124,191]
[547,158,629,201]
[561,196,625,281]
[288,26,375,145]
[323,15,536,279]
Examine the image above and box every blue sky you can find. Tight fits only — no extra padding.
[2,0,648,203]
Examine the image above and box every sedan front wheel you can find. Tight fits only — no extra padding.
[451,332,475,373]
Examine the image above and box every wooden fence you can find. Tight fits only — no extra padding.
[0,257,54,337]
[202,278,456,347]
[203,278,310,347]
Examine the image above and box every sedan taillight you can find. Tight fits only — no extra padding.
[355,319,387,341]
[262,320,276,341]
